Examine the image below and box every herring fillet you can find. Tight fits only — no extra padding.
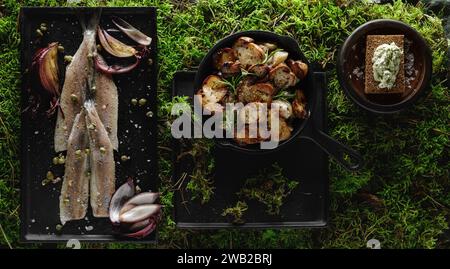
[85,100,116,217]
[94,58,119,150]
[59,110,90,225]
[54,17,98,153]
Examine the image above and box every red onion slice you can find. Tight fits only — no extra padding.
[109,178,135,224]
[94,53,140,74]
[97,27,136,58]
[119,204,161,223]
[124,219,157,239]
[123,192,160,207]
[112,16,152,46]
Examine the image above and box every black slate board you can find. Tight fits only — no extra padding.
[171,71,329,228]
[19,7,158,242]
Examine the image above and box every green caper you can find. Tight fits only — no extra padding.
[46,171,54,180]
[64,55,73,63]
[146,111,153,118]
[39,25,47,32]
[55,224,63,231]
[138,98,147,106]
[75,149,82,156]
[131,98,138,106]
[120,155,130,162]
[57,45,64,53]
[70,94,78,103]
[99,147,106,154]
[58,155,65,165]
[52,157,59,165]
[85,148,90,155]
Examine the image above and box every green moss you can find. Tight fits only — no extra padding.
[0,0,448,249]
[237,163,299,216]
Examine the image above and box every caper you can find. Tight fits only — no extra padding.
[85,148,90,155]
[99,147,106,154]
[39,25,47,32]
[146,111,153,118]
[58,156,65,165]
[148,58,153,65]
[138,98,147,106]
[55,224,63,231]
[64,55,73,63]
[131,98,138,106]
[120,155,130,162]
[52,157,59,165]
[57,45,65,53]
[96,44,102,51]
[46,171,54,180]
[70,94,78,103]
[75,149,82,156]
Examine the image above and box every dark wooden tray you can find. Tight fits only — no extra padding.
[171,70,329,228]
[19,7,158,242]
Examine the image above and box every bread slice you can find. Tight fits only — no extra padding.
[365,35,405,94]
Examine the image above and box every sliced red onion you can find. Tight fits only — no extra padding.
[119,204,161,223]
[33,42,60,97]
[119,203,136,215]
[124,219,157,239]
[112,16,152,46]
[128,218,151,232]
[123,192,160,207]
[94,53,140,74]
[109,178,135,224]
[97,27,136,58]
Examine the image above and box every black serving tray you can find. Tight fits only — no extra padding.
[171,70,329,228]
[20,7,158,242]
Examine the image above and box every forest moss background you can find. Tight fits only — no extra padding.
[0,0,449,248]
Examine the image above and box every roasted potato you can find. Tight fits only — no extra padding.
[268,115,292,142]
[237,81,275,104]
[259,42,277,53]
[248,63,270,78]
[292,90,308,119]
[221,61,241,78]
[213,48,237,70]
[271,99,292,119]
[238,102,267,125]
[269,64,298,89]
[196,75,228,106]
[233,37,265,68]
[268,51,289,67]
[287,59,308,80]
[234,125,264,145]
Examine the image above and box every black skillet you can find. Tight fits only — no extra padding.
[194,31,363,171]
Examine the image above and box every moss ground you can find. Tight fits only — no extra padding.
[0,0,448,249]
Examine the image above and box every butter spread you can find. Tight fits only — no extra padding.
[372,42,403,89]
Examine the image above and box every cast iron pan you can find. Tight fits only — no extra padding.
[194,31,363,171]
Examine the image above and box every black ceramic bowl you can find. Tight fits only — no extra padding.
[337,19,432,114]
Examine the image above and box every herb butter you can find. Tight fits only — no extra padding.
[372,42,403,89]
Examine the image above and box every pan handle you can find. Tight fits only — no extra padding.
[302,128,363,171]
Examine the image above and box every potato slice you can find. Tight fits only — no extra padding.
[248,64,270,78]
[269,65,298,89]
[268,115,292,142]
[292,90,308,119]
[237,81,275,104]
[213,48,237,70]
[233,38,265,69]
[221,61,241,78]
[196,75,228,105]
[268,51,289,67]
[271,99,292,119]
[287,59,308,80]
